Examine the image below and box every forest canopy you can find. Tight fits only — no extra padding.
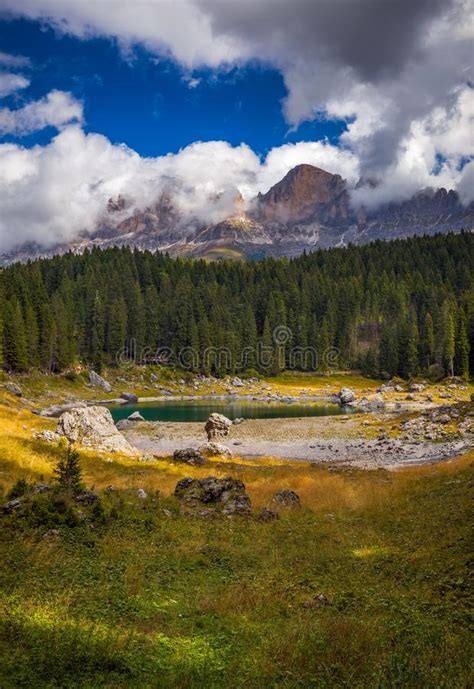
[1,232,472,380]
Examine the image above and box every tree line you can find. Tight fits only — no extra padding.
[1,232,472,379]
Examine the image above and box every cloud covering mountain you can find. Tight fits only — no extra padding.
[0,0,472,251]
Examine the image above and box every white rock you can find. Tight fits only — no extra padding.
[199,442,232,457]
[57,406,135,455]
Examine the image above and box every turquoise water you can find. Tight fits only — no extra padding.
[108,398,354,423]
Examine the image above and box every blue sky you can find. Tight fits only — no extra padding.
[0,17,346,156]
[0,1,471,253]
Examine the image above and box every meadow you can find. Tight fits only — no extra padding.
[0,399,472,689]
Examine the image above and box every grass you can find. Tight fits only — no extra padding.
[0,398,473,688]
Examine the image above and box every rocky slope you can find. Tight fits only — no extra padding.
[2,164,472,264]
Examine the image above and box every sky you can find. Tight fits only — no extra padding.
[0,0,472,252]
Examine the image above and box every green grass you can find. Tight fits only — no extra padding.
[0,447,472,688]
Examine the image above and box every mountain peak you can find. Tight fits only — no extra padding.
[257,163,348,224]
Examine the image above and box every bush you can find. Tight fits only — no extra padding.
[64,370,78,382]
[7,478,29,500]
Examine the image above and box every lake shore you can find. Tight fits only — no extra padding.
[124,412,472,470]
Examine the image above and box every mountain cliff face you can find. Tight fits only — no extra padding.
[1,164,472,264]
[256,164,351,225]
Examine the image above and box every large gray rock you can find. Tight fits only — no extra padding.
[89,370,112,393]
[57,406,135,455]
[408,383,426,393]
[120,392,138,403]
[5,382,22,397]
[174,476,251,516]
[115,419,134,430]
[338,388,356,404]
[127,411,145,422]
[205,413,232,440]
[37,401,88,418]
[173,448,206,466]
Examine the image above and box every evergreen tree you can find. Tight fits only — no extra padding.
[3,299,28,372]
[54,443,83,498]
[455,309,470,379]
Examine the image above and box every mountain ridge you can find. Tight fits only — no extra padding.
[1,164,472,264]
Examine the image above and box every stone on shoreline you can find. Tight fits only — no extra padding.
[57,406,135,455]
[120,392,138,403]
[199,442,232,457]
[338,388,356,404]
[205,412,232,440]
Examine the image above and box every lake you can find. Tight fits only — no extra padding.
[108,398,356,423]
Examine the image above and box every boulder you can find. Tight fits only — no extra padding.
[257,507,279,521]
[137,488,147,499]
[33,430,61,443]
[174,476,251,516]
[408,383,426,393]
[127,411,145,422]
[199,442,232,457]
[57,406,136,455]
[173,448,206,466]
[232,377,244,387]
[273,489,301,507]
[233,417,245,425]
[1,498,22,515]
[204,413,232,440]
[75,490,100,505]
[89,370,112,393]
[115,419,134,430]
[37,401,88,418]
[120,392,138,403]
[338,388,356,404]
[5,382,22,397]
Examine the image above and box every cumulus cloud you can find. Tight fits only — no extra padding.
[0,89,83,135]
[0,124,364,252]
[2,0,472,206]
[0,0,472,235]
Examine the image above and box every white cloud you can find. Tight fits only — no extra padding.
[0,90,83,135]
[0,51,31,68]
[0,124,363,252]
[0,72,30,98]
[2,0,472,206]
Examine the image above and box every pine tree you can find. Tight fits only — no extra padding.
[54,443,83,498]
[442,301,455,377]
[3,299,28,372]
[423,312,435,369]
[107,296,127,364]
[90,291,105,372]
[455,309,470,380]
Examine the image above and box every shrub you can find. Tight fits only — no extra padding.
[7,478,29,500]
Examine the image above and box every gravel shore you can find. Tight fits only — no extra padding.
[125,414,471,470]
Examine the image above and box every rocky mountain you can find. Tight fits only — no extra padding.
[1,164,472,264]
